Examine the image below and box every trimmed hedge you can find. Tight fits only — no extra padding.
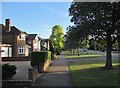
[2,63,17,80]
[31,51,51,66]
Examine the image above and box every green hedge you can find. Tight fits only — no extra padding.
[2,64,17,80]
[31,51,51,66]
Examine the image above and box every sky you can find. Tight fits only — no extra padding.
[1,2,73,39]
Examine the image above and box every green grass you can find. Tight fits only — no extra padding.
[66,54,104,59]
[65,51,89,55]
[65,51,119,87]
[69,62,119,87]
[65,51,104,59]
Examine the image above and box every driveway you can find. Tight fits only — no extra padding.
[2,61,32,80]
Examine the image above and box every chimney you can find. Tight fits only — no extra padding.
[5,19,11,32]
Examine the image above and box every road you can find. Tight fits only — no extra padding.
[66,50,119,65]
[88,50,119,60]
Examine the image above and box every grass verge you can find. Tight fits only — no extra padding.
[69,62,119,87]
[66,54,104,59]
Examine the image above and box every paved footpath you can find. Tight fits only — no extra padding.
[32,53,74,87]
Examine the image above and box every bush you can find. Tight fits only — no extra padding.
[2,64,17,80]
[31,51,51,66]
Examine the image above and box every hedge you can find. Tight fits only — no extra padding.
[2,63,17,80]
[31,51,51,66]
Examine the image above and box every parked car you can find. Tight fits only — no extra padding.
[112,48,118,51]
[83,48,88,52]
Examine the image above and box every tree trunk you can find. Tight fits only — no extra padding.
[118,31,120,51]
[77,42,80,56]
[77,47,79,56]
[73,49,75,54]
[105,31,112,69]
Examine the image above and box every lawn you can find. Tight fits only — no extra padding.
[66,54,104,59]
[69,62,119,87]
[65,51,104,59]
[65,51,119,87]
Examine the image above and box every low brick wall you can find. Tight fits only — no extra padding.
[2,80,32,87]
[39,59,51,72]
[2,57,30,61]
[28,67,39,82]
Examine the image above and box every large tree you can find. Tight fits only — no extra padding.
[50,25,64,54]
[69,2,120,69]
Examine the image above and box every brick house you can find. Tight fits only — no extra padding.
[26,34,41,52]
[0,43,3,62]
[0,19,31,57]
[0,44,12,57]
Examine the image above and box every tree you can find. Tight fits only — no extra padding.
[69,2,120,69]
[50,25,64,55]
[65,26,86,56]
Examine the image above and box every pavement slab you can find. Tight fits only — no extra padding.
[33,54,74,87]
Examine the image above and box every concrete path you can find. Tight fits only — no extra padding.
[33,54,74,87]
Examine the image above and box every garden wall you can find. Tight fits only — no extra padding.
[2,57,30,61]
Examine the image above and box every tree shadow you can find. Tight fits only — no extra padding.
[69,64,119,87]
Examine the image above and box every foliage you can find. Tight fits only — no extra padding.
[65,26,87,56]
[50,25,64,54]
[2,64,17,80]
[68,2,120,69]
[31,51,51,66]
[112,38,119,50]
[81,38,89,49]
[89,38,107,51]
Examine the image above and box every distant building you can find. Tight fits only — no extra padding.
[26,34,41,52]
[41,39,50,51]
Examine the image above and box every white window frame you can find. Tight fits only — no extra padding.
[19,34,26,40]
[18,46,25,54]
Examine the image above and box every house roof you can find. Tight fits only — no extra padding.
[27,34,38,40]
[0,24,5,30]
[42,39,50,42]
[0,24,25,35]
[11,26,25,34]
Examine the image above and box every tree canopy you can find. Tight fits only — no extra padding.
[50,25,64,54]
[67,2,120,69]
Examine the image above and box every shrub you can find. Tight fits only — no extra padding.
[2,63,17,80]
[31,51,51,66]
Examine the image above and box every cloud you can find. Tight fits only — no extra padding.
[41,5,68,18]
